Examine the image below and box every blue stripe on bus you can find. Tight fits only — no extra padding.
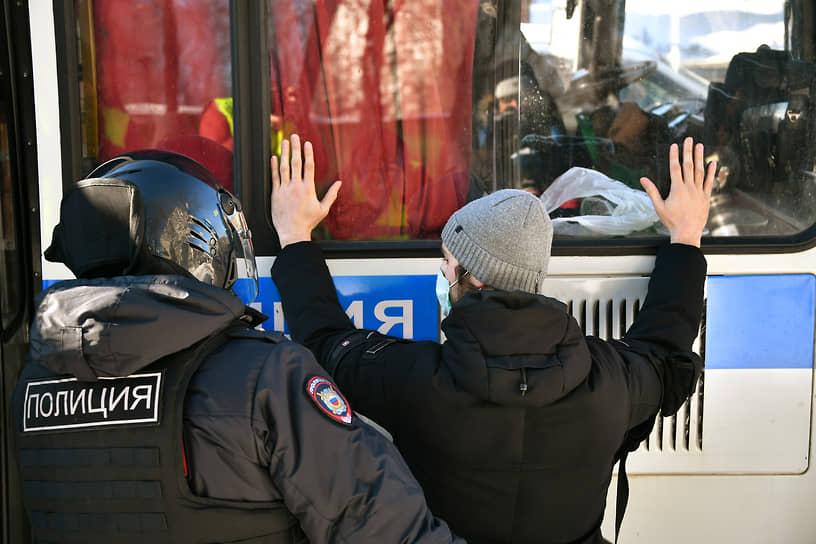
[46,273,815,366]
[705,274,815,369]
[44,275,440,342]
[257,274,439,341]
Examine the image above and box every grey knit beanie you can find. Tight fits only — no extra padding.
[441,189,552,294]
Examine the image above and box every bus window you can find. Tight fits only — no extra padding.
[76,0,234,189]
[267,1,478,240]
[73,1,816,247]
[493,0,816,240]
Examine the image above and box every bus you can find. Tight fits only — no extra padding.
[1,1,814,541]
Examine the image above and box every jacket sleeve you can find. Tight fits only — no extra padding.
[617,243,707,428]
[271,241,357,360]
[270,241,415,430]
[254,340,463,544]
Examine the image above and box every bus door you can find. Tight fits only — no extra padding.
[1,1,37,542]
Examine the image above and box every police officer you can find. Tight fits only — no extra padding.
[12,150,464,544]
[270,135,715,543]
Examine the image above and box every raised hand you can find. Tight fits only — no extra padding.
[640,137,716,248]
[270,134,342,248]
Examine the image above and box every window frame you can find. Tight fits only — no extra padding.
[57,0,816,259]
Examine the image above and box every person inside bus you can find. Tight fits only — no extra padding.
[12,150,464,544]
[198,84,298,155]
[270,134,715,544]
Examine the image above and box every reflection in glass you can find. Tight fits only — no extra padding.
[476,0,816,238]
[77,0,233,189]
[75,0,816,242]
[268,1,477,240]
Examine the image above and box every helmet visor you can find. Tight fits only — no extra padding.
[224,202,259,304]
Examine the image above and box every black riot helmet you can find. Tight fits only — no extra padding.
[45,150,259,303]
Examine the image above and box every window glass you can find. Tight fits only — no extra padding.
[77,0,234,190]
[505,0,815,238]
[74,2,814,244]
[267,1,477,240]
[264,1,815,243]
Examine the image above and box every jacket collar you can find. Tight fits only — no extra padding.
[440,290,591,406]
[29,275,262,380]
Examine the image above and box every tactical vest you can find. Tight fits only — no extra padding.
[12,328,306,544]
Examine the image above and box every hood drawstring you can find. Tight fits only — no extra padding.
[520,367,528,397]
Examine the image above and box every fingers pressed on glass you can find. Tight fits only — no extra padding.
[271,156,280,188]
[280,139,290,185]
[704,161,717,195]
[669,143,682,185]
[640,176,664,212]
[290,135,302,182]
[694,143,705,187]
[304,141,315,183]
[682,138,694,185]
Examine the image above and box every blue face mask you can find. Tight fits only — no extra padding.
[436,269,453,317]
[436,268,468,318]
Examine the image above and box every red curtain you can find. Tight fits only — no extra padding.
[271,1,478,239]
[93,0,230,160]
[93,0,477,239]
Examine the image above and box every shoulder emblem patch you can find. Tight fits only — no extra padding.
[305,376,352,426]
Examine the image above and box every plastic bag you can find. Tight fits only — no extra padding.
[540,167,659,235]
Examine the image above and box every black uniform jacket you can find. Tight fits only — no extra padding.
[19,274,463,544]
[271,242,706,544]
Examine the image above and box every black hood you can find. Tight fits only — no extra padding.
[29,275,264,380]
[440,290,591,406]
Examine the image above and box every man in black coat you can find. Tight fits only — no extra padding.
[12,150,464,544]
[270,135,715,543]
